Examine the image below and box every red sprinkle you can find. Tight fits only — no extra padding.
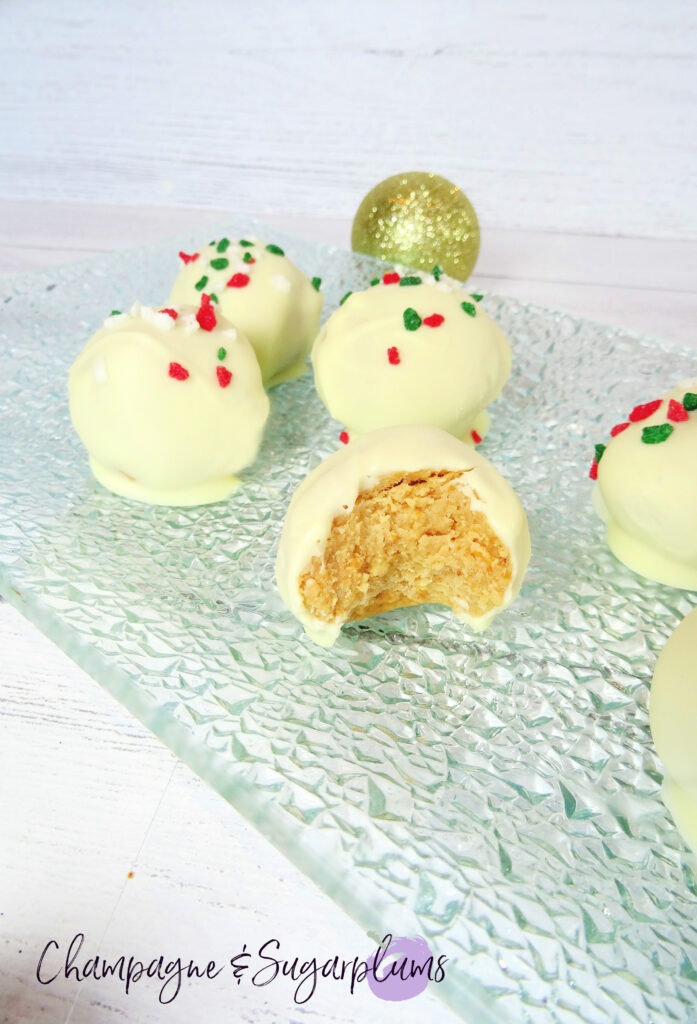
[610,421,630,436]
[217,366,233,388]
[169,362,189,381]
[471,430,482,444]
[423,313,445,328]
[178,251,199,264]
[159,307,178,320]
[589,459,598,480]
[196,293,217,331]
[227,273,250,288]
[629,399,661,422]
[387,346,401,365]
[339,431,349,445]
[668,398,688,422]
[383,272,401,285]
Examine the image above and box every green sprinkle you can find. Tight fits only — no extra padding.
[340,290,352,305]
[110,309,121,316]
[399,275,422,287]
[403,307,422,331]
[471,292,484,302]
[195,275,209,291]
[239,239,254,247]
[243,252,254,264]
[641,423,674,445]
[461,300,477,317]
[432,265,442,281]
[217,347,227,361]
[210,257,229,270]
[209,240,215,246]
[217,238,230,253]
[594,443,606,464]
[683,392,697,411]
[266,243,285,256]
[312,276,322,291]
[370,277,380,287]
[209,293,219,303]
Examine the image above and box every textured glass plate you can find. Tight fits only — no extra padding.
[1,221,697,1024]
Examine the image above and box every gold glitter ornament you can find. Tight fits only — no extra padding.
[351,172,480,283]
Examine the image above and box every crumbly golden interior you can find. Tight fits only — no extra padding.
[299,470,512,624]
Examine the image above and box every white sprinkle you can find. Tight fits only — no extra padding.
[139,305,159,327]
[436,281,453,292]
[140,305,176,331]
[271,274,291,293]
[205,271,226,291]
[221,328,237,340]
[182,313,200,334]
[103,313,129,330]
[93,358,108,384]
[159,311,177,329]
[129,301,143,317]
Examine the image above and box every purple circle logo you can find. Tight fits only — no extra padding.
[366,935,439,1002]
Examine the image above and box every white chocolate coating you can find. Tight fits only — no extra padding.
[594,379,697,588]
[69,302,269,505]
[276,425,531,646]
[311,275,511,441]
[169,238,323,388]
[650,606,697,852]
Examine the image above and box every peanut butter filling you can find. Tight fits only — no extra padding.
[299,470,512,624]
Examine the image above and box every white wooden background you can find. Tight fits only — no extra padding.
[1,0,696,238]
[1,2,697,1023]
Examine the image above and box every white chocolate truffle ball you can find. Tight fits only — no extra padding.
[169,238,323,388]
[276,425,531,646]
[69,299,269,506]
[593,380,697,588]
[311,272,511,443]
[650,605,697,852]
